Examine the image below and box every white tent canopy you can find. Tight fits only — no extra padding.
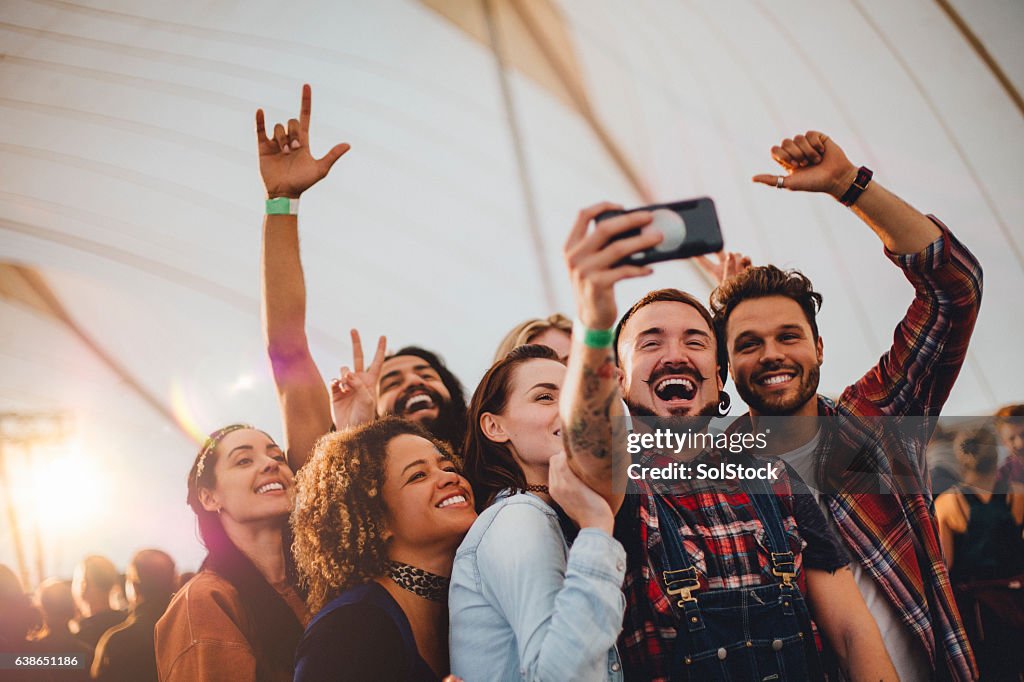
[1,0,1021,578]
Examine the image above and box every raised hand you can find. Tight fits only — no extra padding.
[695,250,753,285]
[563,203,660,330]
[330,329,387,430]
[752,130,858,200]
[548,452,614,534]
[256,84,350,199]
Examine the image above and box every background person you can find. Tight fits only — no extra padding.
[995,404,1024,490]
[492,314,573,363]
[91,549,176,682]
[29,579,92,681]
[936,427,1024,680]
[0,564,41,652]
[71,556,124,650]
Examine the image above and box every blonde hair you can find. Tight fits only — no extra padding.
[493,313,572,363]
[290,418,456,613]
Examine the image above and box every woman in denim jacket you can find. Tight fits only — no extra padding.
[449,344,626,681]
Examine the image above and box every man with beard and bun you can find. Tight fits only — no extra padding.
[560,203,896,681]
[256,85,467,468]
[711,130,982,681]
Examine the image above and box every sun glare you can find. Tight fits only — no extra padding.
[27,446,108,535]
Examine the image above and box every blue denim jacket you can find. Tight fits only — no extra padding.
[449,489,626,681]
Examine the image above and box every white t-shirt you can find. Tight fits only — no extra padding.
[779,431,930,681]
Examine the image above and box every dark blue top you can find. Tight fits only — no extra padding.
[294,582,437,682]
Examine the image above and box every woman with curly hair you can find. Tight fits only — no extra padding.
[155,425,307,682]
[291,417,476,681]
[449,344,627,680]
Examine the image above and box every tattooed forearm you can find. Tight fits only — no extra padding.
[563,351,618,461]
[567,409,613,460]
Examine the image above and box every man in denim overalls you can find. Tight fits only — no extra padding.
[559,196,898,680]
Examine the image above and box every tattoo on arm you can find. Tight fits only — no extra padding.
[566,356,617,460]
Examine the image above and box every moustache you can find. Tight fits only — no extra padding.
[753,362,802,384]
[394,385,446,414]
[641,364,709,387]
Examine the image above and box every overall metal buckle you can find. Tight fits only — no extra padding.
[662,566,700,607]
[770,551,796,589]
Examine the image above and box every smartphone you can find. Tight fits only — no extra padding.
[596,197,723,266]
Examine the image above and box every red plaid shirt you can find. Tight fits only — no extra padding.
[733,218,982,680]
[615,449,807,682]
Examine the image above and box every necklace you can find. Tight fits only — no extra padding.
[387,561,449,602]
[523,484,549,494]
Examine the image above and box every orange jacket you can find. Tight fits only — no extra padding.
[154,571,307,682]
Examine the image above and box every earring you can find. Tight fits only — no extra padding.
[717,391,731,416]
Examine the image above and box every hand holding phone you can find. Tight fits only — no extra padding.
[563,202,661,330]
[596,197,723,266]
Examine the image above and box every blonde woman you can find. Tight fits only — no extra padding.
[493,314,572,363]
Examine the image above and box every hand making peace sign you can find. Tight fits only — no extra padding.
[330,329,387,431]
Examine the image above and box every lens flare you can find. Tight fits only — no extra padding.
[170,379,207,444]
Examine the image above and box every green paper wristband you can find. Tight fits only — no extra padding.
[573,319,614,349]
[265,197,299,215]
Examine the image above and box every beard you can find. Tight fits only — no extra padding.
[623,395,720,419]
[422,399,467,450]
[388,386,467,450]
[736,362,820,415]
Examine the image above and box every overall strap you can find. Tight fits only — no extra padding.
[652,492,705,631]
[741,466,798,614]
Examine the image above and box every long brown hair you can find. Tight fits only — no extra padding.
[186,425,302,681]
[463,344,563,511]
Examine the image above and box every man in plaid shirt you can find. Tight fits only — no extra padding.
[712,131,983,680]
[560,197,899,676]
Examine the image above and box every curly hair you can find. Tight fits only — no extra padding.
[291,417,457,613]
[493,313,572,363]
[710,265,824,343]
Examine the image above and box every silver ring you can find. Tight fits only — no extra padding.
[776,176,784,189]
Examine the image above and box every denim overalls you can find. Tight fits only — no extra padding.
[654,474,824,682]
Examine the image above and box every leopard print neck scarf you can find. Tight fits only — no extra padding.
[387,561,449,602]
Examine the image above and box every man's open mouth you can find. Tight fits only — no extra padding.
[653,377,697,402]
[397,389,439,415]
